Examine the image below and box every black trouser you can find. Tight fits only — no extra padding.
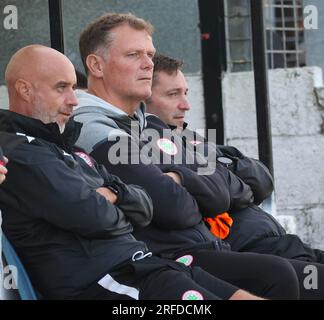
[226,206,324,264]
[166,248,300,300]
[77,249,306,300]
[171,248,324,300]
[235,234,324,264]
[75,256,237,300]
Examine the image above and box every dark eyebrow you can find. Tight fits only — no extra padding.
[167,88,182,93]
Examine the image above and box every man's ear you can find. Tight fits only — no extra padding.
[15,79,33,102]
[86,54,104,78]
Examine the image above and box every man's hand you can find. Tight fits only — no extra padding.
[229,289,265,300]
[165,171,182,185]
[96,187,118,204]
[0,156,8,185]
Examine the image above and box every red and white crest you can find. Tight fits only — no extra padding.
[74,151,94,168]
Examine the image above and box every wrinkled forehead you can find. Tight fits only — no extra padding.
[108,25,155,51]
[35,57,76,85]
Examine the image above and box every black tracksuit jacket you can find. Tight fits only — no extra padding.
[0,110,153,299]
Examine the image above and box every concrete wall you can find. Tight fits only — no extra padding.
[223,66,324,249]
[185,74,205,131]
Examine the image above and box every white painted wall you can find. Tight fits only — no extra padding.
[223,67,324,249]
[185,73,206,131]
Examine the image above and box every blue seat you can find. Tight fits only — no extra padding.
[2,234,38,300]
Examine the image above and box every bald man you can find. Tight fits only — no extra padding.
[4,45,78,133]
[0,45,271,300]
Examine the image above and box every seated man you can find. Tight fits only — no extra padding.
[145,53,324,264]
[74,12,323,299]
[0,45,270,300]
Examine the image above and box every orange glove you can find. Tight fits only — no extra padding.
[204,212,233,239]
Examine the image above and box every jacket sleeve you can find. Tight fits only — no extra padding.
[90,138,203,230]
[95,163,153,227]
[193,136,273,205]
[216,145,274,204]
[223,165,255,212]
[162,163,254,215]
[3,143,138,239]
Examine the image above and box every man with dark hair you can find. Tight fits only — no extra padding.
[0,44,272,301]
[145,53,324,265]
[72,12,324,300]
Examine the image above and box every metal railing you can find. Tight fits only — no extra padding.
[265,0,305,69]
[225,0,305,71]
